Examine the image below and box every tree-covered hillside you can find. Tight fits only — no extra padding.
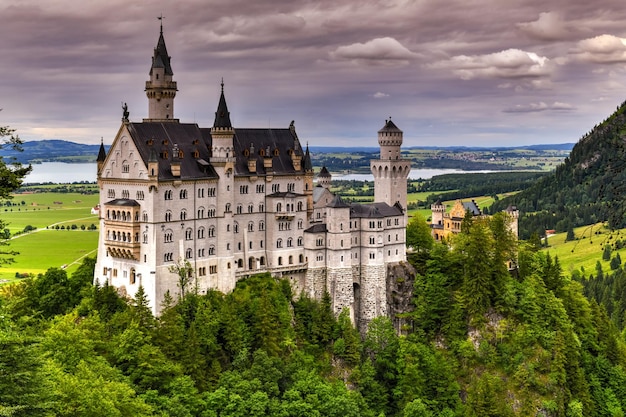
[2,214,626,416]
[491,101,626,239]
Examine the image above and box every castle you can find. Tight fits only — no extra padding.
[94,26,411,331]
[431,199,519,241]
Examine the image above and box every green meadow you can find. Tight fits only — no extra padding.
[542,223,624,278]
[0,190,99,281]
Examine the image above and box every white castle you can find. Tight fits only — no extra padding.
[94,26,411,330]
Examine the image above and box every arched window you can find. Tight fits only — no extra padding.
[165,211,172,222]
[186,248,192,259]
[259,221,265,231]
[208,226,215,237]
[297,201,303,211]
[297,237,303,246]
[277,203,282,212]
[277,239,283,248]
[287,237,293,247]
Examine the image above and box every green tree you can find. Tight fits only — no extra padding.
[0,125,31,265]
[406,214,434,252]
[168,258,194,300]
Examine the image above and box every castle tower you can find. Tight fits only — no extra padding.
[303,145,314,218]
[431,200,445,227]
[505,205,520,238]
[210,81,237,292]
[144,23,178,122]
[318,166,332,189]
[96,138,106,176]
[371,119,411,209]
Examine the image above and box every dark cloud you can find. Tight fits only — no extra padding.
[2,0,626,147]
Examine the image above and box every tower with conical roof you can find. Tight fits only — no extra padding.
[370,118,411,209]
[144,22,178,122]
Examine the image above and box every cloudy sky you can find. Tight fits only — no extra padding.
[2,0,626,148]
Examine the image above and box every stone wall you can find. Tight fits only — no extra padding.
[385,261,416,335]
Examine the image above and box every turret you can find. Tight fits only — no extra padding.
[317,166,332,189]
[370,118,411,209]
[96,138,107,176]
[431,200,445,227]
[210,80,235,163]
[144,23,178,122]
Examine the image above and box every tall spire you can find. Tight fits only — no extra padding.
[144,19,178,122]
[213,79,232,129]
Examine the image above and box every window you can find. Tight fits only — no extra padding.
[248,204,254,213]
[297,201,303,211]
[107,189,115,198]
[289,255,293,264]
[225,203,231,213]
[238,242,242,251]
[259,221,265,231]
[234,223,239,233]
[198,208,205,218]
[185,228,193,240]
[316,238,324,246]
[236,204,243,214]
[142,212,148,222]
[198,227,205,239]
[180,210,187,221]
[239,185,248,194]
[256,184,264,193]
[143,232,147,244]
[297,237,303,246]
[165,190,172,200]
[185,248,192,259]
[165,211,172,222]
[122,190,129,199]
[287,183,295,192]
[208,208,216,218]
[272,184,280,193]
[164,253,173,262]
[164,232,173,243]
[370,236,375,244]
[210,265,217,274]
[208,187,216,197]
[209,246,215,255]
[248,222,254,232]
[198,267,206,276]
[122,161,129,173]
[208,226,215,237]
[277,239,283,248]
[198,188,205,198]
[180,189,188,199]
[136,191,144,200]
[259,203,264,212]
[277,203,282,212]
[299,254,304,263]
[198,248,205,257]
[287,237,293,247]
[369,252,375,259]
[278,257,283,266]
[298,220,303,229]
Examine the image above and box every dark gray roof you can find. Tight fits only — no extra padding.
[305,223,328,233]
[328,195,349,208]
[228,127,305,176]
[303,145,313,171]
[97,141,106,162]
[378,118,402,134]
[318,166,331,177]
[213,82,232,129]
[127,122,218,181]
[267,191,304,198]
[349,202,402,218]
[463,201,482,216]
[150,29,173,76]
[105,199,140,207]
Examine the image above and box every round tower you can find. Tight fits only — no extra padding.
[144,23,178,122]
[317,166,332,189]
[370,118,411,209]
[431,200,445,227]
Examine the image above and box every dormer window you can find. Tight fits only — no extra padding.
[273,148,280,156]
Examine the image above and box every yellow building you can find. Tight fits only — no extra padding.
[430,199,518,242]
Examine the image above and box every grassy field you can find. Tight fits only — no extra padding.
[542,223,623,277]
[0,191,99,282]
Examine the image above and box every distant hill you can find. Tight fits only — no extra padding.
[491,101,626,239]
[0,139,108,164]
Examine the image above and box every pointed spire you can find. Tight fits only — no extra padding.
[150,21,173,76]
[303,143,313,171]
[213,79,232,129]
[97,138,106,162]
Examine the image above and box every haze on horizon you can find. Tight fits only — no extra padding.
[2,0,626,148]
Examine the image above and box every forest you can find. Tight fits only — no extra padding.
[491,101,626,239]
[2,213,626,416]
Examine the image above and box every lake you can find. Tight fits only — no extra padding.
[23,162,492,184]
[24,162,97,184]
